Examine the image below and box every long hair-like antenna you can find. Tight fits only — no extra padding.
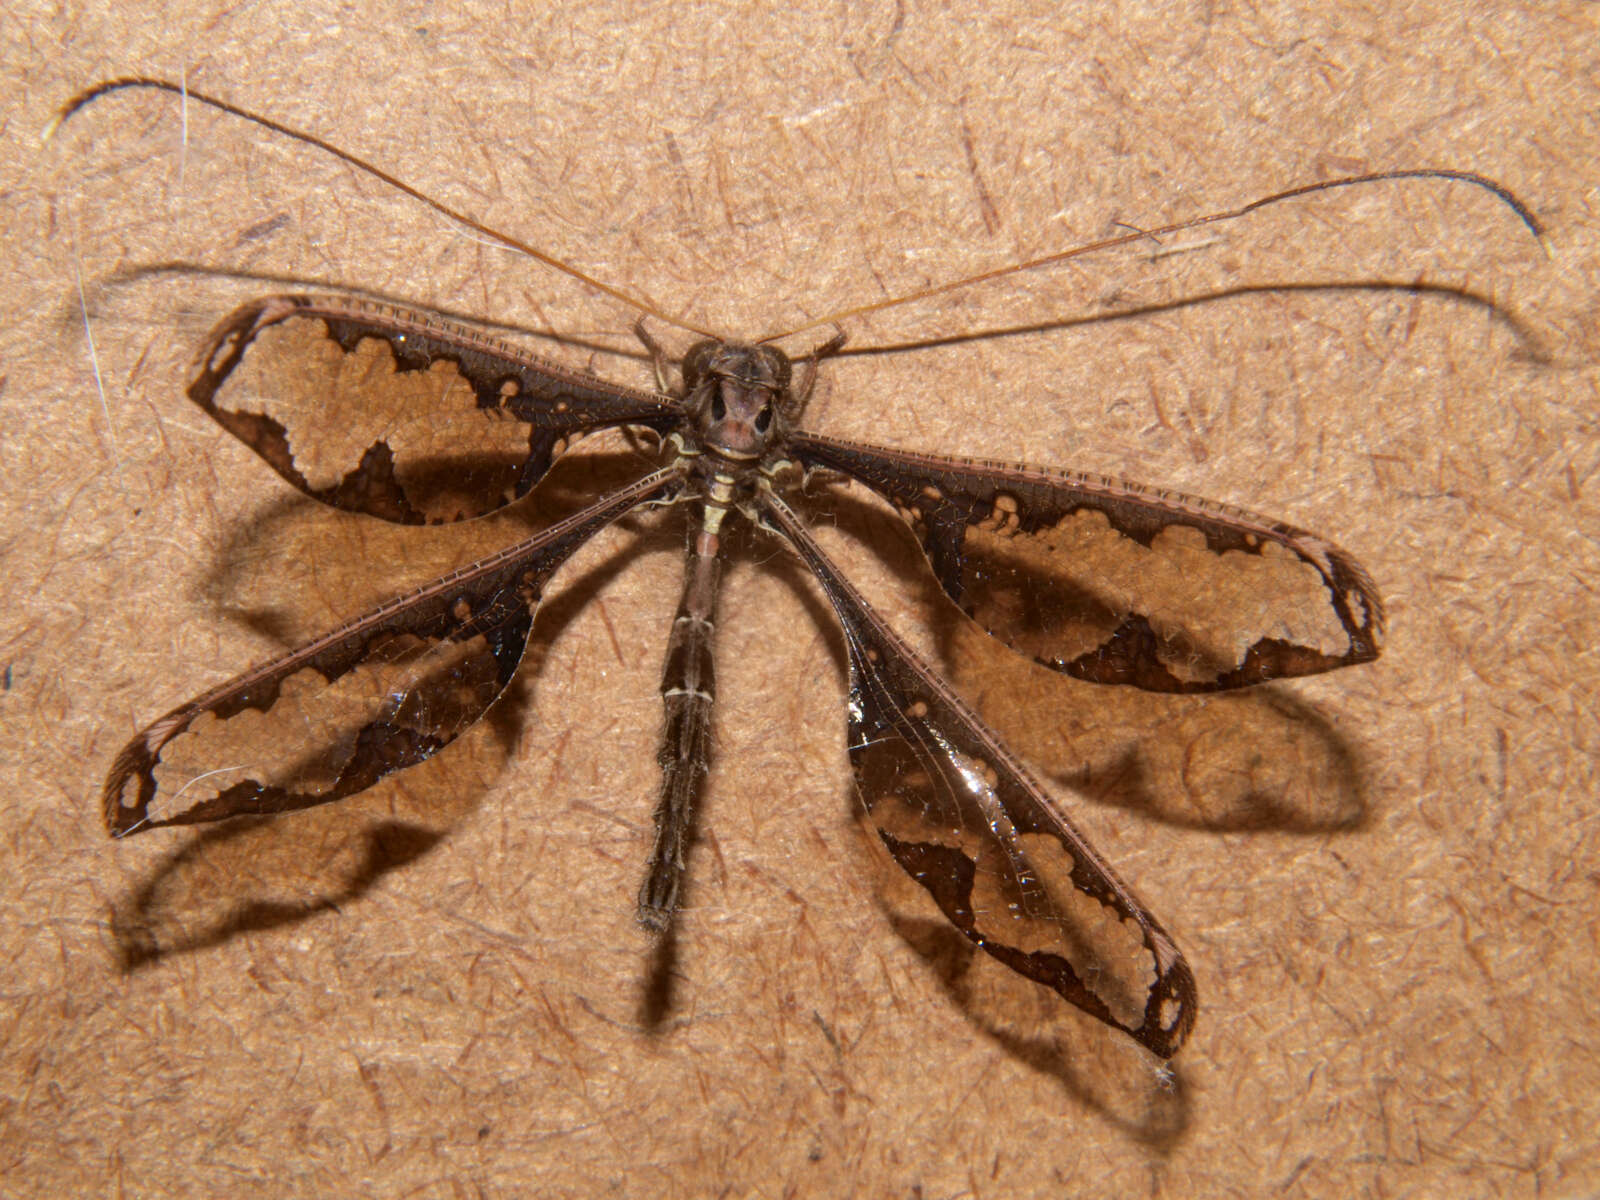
[759,169,1546,344]
[47,76,720,340]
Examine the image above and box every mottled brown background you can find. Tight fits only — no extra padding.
[3,2,1597,1196]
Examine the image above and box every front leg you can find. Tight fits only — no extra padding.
[633,319,675,395]
[638,505,727,931]
[787,328,847,423]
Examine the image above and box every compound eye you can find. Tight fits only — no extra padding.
[681,341,718,390]
[758,345,792,391]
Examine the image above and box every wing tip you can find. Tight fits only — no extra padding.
[1325,540,1387,653]
[101,744,152,838]
[1138,953,1199,1058]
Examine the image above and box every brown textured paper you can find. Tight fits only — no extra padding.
[3,3,1597,1196]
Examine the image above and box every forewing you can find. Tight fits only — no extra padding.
[764,495,1195,1057]
[190,295,684,523]
[791,432,1382,692]
[103,470,681,836]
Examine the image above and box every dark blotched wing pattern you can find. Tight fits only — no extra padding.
[190,295,682,524]
[105,294,1385,1057]
[103,469,679,836]
[791,432,1383,692]
[764,495,1195,1056]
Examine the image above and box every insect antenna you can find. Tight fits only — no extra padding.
[761,168,1546,346]
[48,76,720,341]
[74,260,657,370]
[814,277,1546,362]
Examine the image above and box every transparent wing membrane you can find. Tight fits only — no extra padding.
[190,295,683,523]
[792,432,1382,691]
[104,471,679,835]
[765,495,1196,1056]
